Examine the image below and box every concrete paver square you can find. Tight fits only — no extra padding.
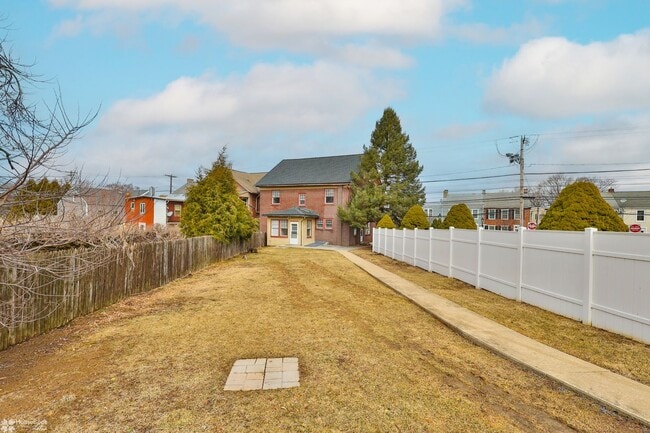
[225,358,300,392]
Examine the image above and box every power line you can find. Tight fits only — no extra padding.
[422,167,650,183]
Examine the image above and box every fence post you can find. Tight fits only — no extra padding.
[448,227,454,278]
[413,228,418,266]
[428,228,433,272]
[583,227,597,325]
[391,228,396,260]
[517,227,526,302]
[476,227,483,289]
[402,229,406,261]
[373,228,378,253]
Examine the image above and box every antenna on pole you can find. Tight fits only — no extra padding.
[164,174,177,194]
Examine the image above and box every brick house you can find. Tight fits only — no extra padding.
[232,170,266,218]
[256,154,363,246]
[124,187,185,230]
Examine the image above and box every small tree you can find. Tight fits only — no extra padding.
[376,214,396,229]
[443,204,477,230]
[539,181,627,231]
[400,205,430,229]
[431,218,444,229]
[181,148,258,242]
[7,178,70,220]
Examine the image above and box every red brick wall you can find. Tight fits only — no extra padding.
[483,208,531,230]
[259,185,357,246]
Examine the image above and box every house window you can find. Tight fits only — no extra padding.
[325,219,333,229]
[365,223,371,235]
[637,210,645,221]
[138,222,146,230]
[174,204,182,217]
[513,209,520,221]
[487,209,496,219]
[272,191,280,204]
[501,209,510,220]
[501,225,510,231]
[271,219,289,237]
[487,225,496,230]
[130,201,135,210]
[316,219,323,229]
[306,221,312,238]
[325,188,334,204]
[472,209,479,219]
[139,202,145,214]
[299,193,306,206]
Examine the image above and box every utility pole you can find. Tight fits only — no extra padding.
[505,135,528,228]
[164,174,177,194]
[518,135,526,228]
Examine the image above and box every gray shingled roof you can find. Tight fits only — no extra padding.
[263,206,320,218]
[256,154,362,187]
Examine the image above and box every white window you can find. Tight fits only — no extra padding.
[306,220,312,238]
[325,219,333,229]
[501,209,510,220]
[280,219,288,236]
[130,201,135,210]
[637,210,645,221]
[272,191,280,204]
[138,222,146,230]
[325,188,334,204]
[488,209,496,219]
[472,209,479,219]
[139,202,146,214]
[271,219,288,237]
[271,219,279,237]
[513,209,520,221]
[501,225,510,231]
[174,204,182,217]
[316,219,323,229]
[487,225,496,230]
[299,193,306,206]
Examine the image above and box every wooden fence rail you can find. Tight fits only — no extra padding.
[0,233,265,351]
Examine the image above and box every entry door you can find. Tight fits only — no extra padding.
[290,222,300,245]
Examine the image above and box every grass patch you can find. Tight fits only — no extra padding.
[353,247,650,386]
[0,247,647,432]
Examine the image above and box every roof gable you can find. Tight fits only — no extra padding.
[232,170,266,194]
[256,154,362,187]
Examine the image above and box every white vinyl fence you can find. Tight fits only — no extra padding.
[373,227,650,344]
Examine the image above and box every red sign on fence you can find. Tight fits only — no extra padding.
[630,224,642,233]
[527,222,537,230]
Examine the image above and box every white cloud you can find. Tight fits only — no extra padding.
[484,30,650,118]
[76,61,402,179]
[49,0,456,68]
[448,18,546,45]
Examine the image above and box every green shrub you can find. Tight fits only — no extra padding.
[431,218,444,229]
[400,205,430,229]
[376,214,396,229]
[443,204,477,230]
[539,181,627,231]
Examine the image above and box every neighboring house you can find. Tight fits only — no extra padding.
[435,189,536,230]
[57,187,125,222]
[256,154,362,246]
[602,189,650,232]
[232,170,266,218]
[124,187,185,230]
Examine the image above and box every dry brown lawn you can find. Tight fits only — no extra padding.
[0,247,648,432]
[353,247,650,386]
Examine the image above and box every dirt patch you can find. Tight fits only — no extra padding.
[0,247,647,432]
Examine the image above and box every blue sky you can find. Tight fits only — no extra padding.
[4,1,650,201]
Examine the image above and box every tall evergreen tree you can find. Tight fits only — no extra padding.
[339,107,425,227]
[180,148,258,242]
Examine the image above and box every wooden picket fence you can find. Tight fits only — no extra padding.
[0,233,265,351]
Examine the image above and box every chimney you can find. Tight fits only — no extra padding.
[187,178,194,185]
[608,188,615,193]
[148,186,155,196]
[443,189,448,199]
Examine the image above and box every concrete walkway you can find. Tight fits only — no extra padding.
[339,250,650,427]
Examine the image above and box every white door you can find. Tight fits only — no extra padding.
[290,222,300,245]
